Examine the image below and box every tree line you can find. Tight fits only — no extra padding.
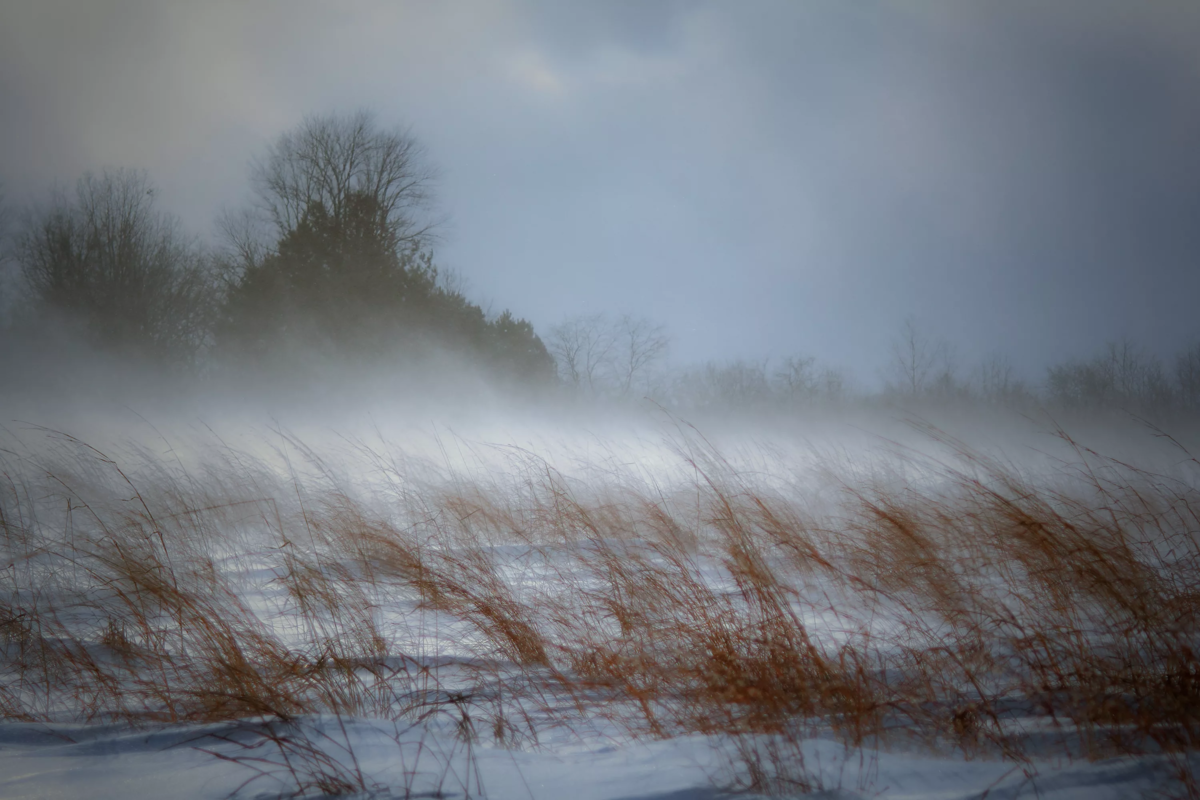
[2,110,1196,415]
[0,111,555,385]
[544,313,1200,417]
[872,318,1200,415]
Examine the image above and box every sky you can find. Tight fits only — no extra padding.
[2,0,1199,386]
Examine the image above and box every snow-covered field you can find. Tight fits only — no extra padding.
[0,717,1187,799]
[0,406,1197,799]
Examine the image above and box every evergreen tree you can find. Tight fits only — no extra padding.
[218,111,555,383]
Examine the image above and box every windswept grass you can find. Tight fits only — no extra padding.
[0,417,1197,796]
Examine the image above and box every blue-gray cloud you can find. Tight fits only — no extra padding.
[1,0,1198,383]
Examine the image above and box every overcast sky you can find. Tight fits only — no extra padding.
[2,0,1199,385]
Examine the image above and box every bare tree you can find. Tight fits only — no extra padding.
[773,355,848,405]
[614,314,669,397]
[1047,338,1172,410]
[252,109,439,249]
[775,355,819,400]
[696,359,771,407]
[547,313,615,391]
[216,111,445,360]
[818,366,848,400]
[971,353,1032,406]
[0,181,13,324]
[547,313,669,397]
[0,180,8,238]
[886,317,954,397]
[1105,339,1172,406]
[215,206,271,279]
[15,169,214,363]
[1177,343,1200,411]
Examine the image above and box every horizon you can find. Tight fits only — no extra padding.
[2,2,1199,390]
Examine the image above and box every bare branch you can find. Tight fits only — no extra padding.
[615,314,669,398]
[251,110,441,250]
[14,169,214,363]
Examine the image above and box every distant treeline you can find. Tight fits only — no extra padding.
[1,110,1196,415]
[0,111,555,386]
[544,314,1200,417]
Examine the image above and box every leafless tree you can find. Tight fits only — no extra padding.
[976,353,1012,396]
[819,366,848,400]
[547,313,669,397]
[1177,343,1200,411]
[886,317,954,397]
[251,109,440,249]
[775,355,819,400]
[614,314,669,397]
[0,181,13,323]
[698,359,770,406]
[547,313,615,391]
[969,353,1033,407]
[1107,339,1172,405]
[1047,338,1172,410]
[15,169,214,363]
[0,180,8,237]
[215,207,270,280]
[773,355,849,404]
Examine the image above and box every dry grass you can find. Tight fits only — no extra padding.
[0,417,1197,796]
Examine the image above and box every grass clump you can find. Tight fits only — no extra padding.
[0,417,1197,796]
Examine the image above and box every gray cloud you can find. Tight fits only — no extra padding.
[2,0,1198,383]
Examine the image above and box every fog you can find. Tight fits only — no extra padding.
[2,9,1200,794]
[0,4,1195,532]
[3,2,1200,384]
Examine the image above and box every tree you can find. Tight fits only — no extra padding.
[676,359,771,409]
[219,189,436,357]
[487,311,556,383]
[547,313,669,398]
[668,354,848,411]
[0,180,8,239]
[973,353,1033,407]
[774,355,819,401]
[885,317,955,397]
[0,181,13,323]
[774,355,848,405]
[14,169,213,364]
[547,313,615,391]
[220,110,555,385]
[252,109,438,250]
[1177,343,1200,411]
[1046,339,1172,411]
[614,314,669,397]
[220,110,443,358]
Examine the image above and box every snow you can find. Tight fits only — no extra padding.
[0,718,1185,799]
[0,411,1196,799]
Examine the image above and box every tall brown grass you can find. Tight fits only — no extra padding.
[0,418,1196,796]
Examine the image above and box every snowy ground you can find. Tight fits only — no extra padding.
[0,407,1196,799]
[0,717,1187,799]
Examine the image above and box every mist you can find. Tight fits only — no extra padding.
[2,3,1200,799]
[3,1,1200,381]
